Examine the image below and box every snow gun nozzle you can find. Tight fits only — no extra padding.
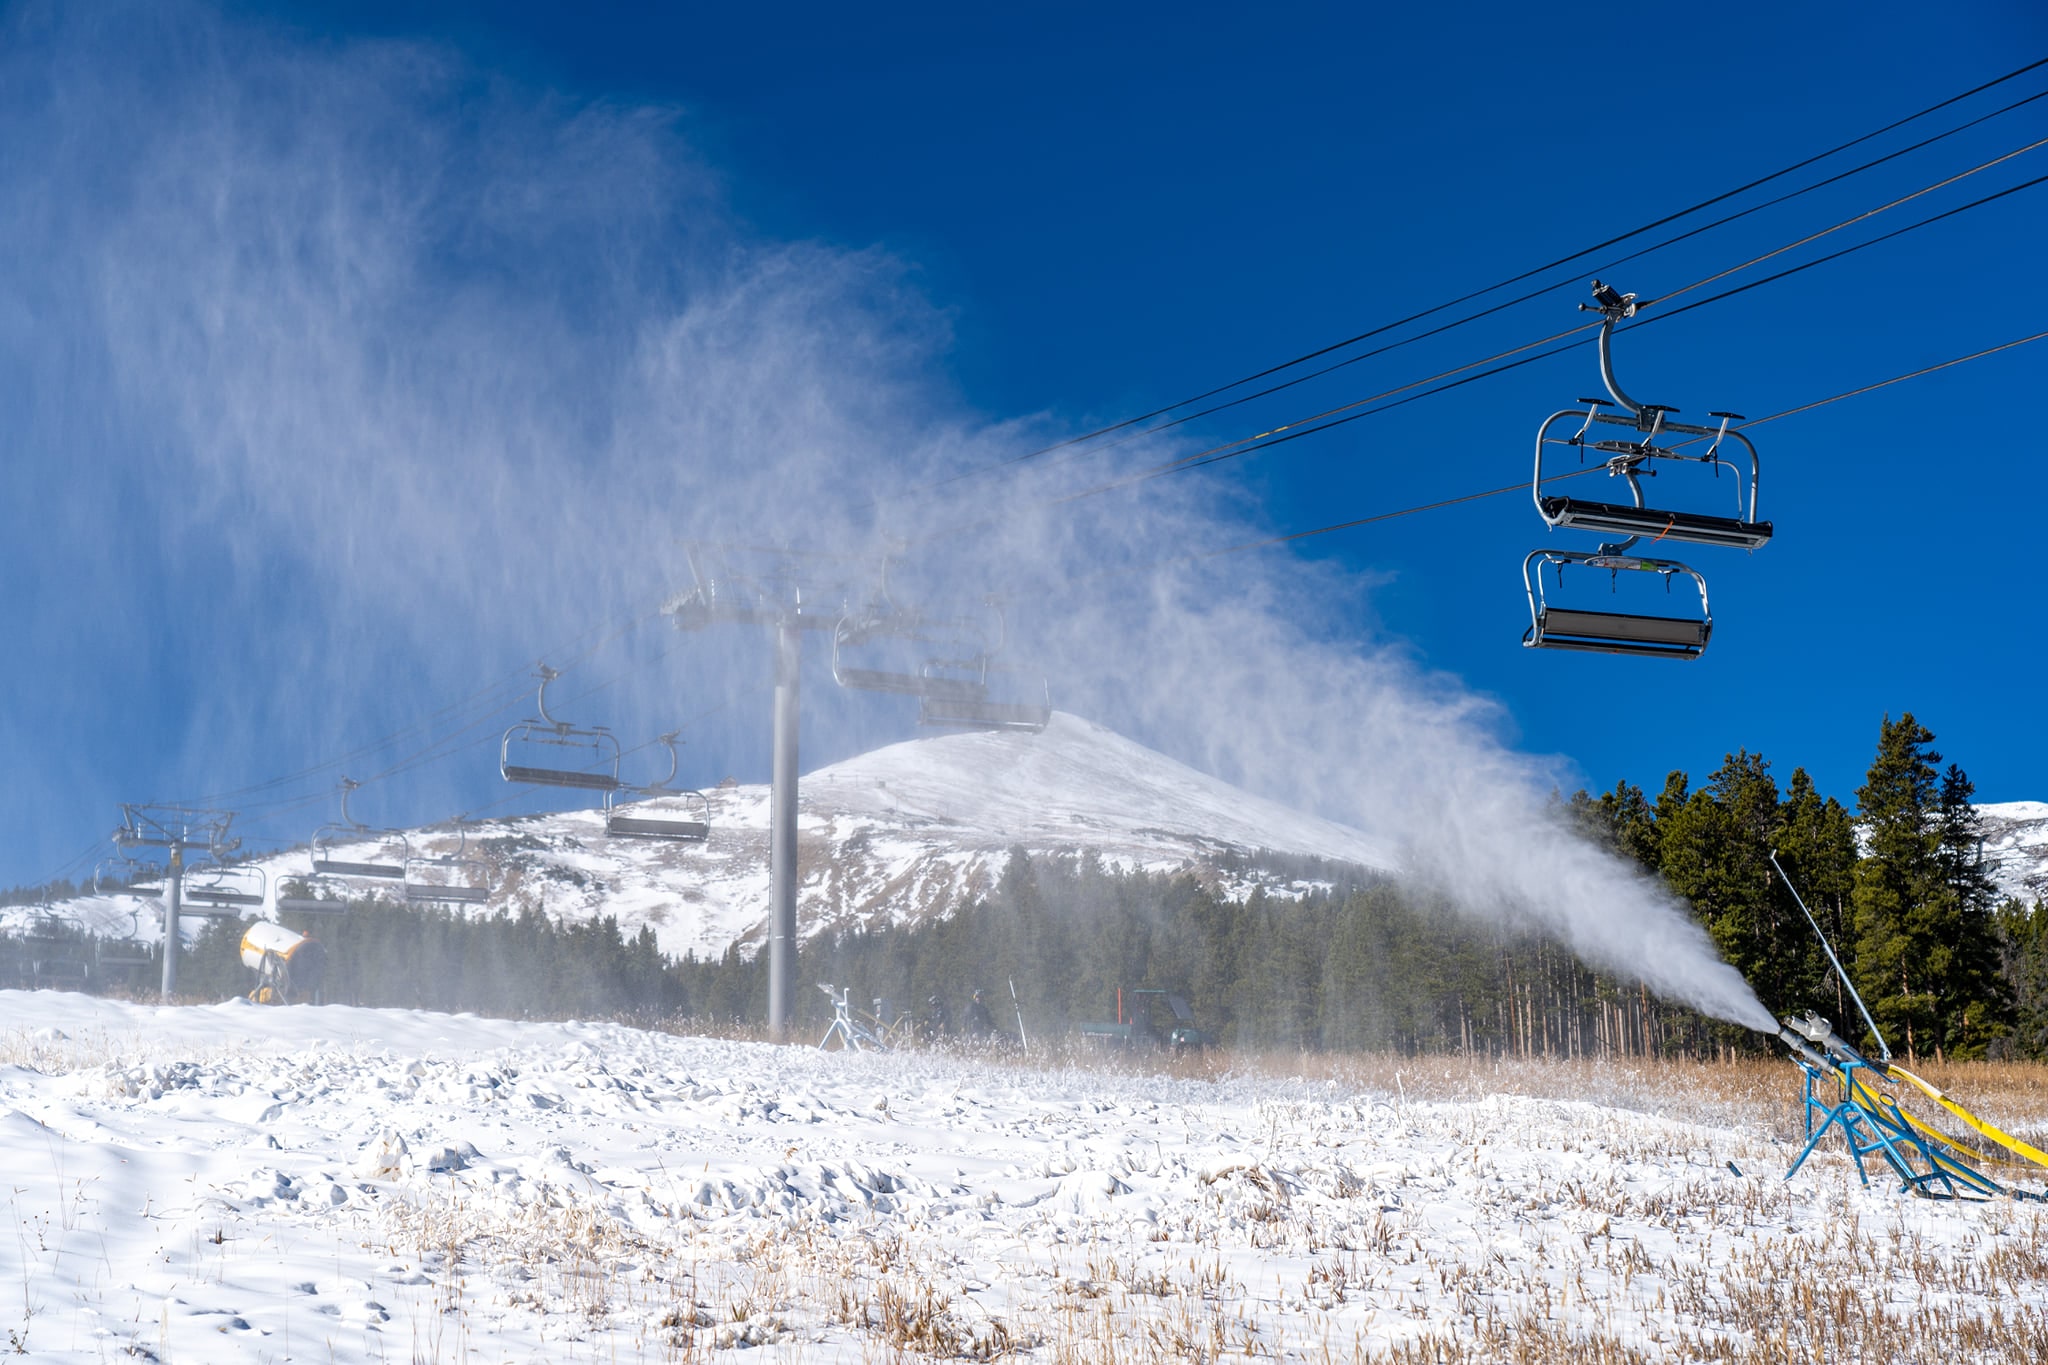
[1780,1011,1874,1070]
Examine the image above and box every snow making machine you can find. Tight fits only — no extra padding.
[242,920,329,1005]
[1523,280,1771,659]
[1771,853,2048,1200]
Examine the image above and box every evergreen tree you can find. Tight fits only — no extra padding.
[1997,898,2048,1060]
[1849,714,2008,1060]
[1930,764,2010,1057]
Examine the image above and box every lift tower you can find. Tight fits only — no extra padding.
[112,804,239,1000]
[661,545,868,1040]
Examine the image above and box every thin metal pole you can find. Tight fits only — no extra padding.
[1770,851,1889,1062]
[768,619,802,1039]
[161,845,183,1000]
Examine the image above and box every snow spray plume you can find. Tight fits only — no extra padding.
[0,4,1776,1033]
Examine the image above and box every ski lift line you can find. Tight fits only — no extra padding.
[926,151,2048,548]
[1083,323,2048,587]
[167,604,664,813]
[1642,133,2048,315]
[893,86,2048,504]
[887,56,2048,497]
[1120,137,2048,483]
[1634,169,2048,335]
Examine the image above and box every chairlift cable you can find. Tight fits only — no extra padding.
[900,84,2048,499]
[892,57,2048,496]
[1145,327,2048,570]
[916,142,2048,545]
[166,606,664,818]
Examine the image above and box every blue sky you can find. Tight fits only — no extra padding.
[5,1,2046,888]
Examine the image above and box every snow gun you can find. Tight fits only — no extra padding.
[1770,853,2048,1200]
[242,920,328,1006]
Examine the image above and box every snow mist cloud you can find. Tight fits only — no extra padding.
[0,4,1774,1032]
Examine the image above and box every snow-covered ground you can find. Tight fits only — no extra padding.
[4,990,2045,1362]
[25,714,1393,961]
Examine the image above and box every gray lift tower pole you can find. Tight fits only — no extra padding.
[663,544,879,1041]
[768,620,802,1033]
[113,805,237,1001]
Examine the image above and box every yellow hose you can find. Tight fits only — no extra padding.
[1886,1065,2048,1171]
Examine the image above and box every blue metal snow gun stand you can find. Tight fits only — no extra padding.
[1770,852,2045,1201]
[1777,1012,2001,1200]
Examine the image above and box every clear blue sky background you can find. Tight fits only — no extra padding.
[5,0,2046,886]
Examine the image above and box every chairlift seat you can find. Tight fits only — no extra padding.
[1538,498,1772,551]
[833,666,931,696]
[919,695,1053,733]
[278,896,351,916]
[311,857,406,880]
[184,886,266,908]
[405,883,492,906]
[606,813,712,842]
[500,764,622,792]
[1528,607,1709,659]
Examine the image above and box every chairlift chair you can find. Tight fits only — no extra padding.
[1522,549,1712,660]
[182,862,268,911]
[499,665,622,792]
[604,732,712,842]
[311,779,410,880]
[1532,281,1773,553]
[830,617,931,695]
[277,875,353,917]
[916,657,1053,732]
[404,826,494,907]
[94,856,164,901]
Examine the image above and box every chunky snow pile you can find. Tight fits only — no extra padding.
[3,990,2045,1362]
[39,713,1394,959]
[1982,801,2048,906]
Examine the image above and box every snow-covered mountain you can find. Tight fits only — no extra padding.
[1982,801,2048,907]
[37,713,1394,958]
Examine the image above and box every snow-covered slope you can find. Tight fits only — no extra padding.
[1982,800,2048,906]
[3,991,2040,1362]
[33,714,1393,959]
